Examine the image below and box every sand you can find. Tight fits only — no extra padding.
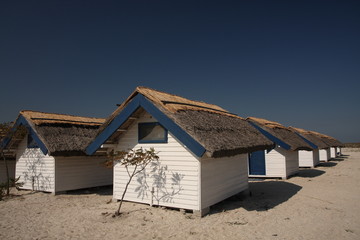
[1,149,359,240]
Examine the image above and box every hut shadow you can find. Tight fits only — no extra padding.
[318,162,337,167]
[210,181,302,214]
[297,169,325,178]
[65,185,113,196]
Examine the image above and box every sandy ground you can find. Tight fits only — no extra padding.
[1,149,359,240]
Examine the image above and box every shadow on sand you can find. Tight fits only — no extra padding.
[210,181,302,214]
[65,185,113,196]
[318,162,337,167]
[297,169,325,178]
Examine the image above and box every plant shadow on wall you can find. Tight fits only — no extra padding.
[22,148,52,191]
[135,160,184,205]
[106,147,184,217]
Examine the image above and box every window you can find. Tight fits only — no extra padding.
[27,134,38,148]
[138,122,167,143]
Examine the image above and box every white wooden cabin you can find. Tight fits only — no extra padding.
[319,148,331,162]
[246,118,314,179]
[249,146,299,179]
[2,111,113,194]
[86,87,273,216]
[298,149,320,168]
[112,112,249,212]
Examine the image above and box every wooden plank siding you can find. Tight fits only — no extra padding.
[330,147,337,158]
[200,154,248,209]
[55,156,113,192]
[0,160,16,183]
[15,137,55,193]
[113,112,200,210]
[265,146,299,179]
[299,149,320,168]
[320,148,331,162]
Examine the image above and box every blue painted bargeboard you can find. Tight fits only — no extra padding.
[85,94,206,157]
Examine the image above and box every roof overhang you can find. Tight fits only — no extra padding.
[86,94,206,157]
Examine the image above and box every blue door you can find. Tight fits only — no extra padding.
[249,150,266,175]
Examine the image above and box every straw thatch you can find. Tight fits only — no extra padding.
[97,86,274,158]
[4,111,105,156]
[307,130,343,147]
[288,127,330,149]
[246,117,314,151]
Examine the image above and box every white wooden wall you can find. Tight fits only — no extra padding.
[201,154,248,209]
[330,147,336,158]
[15,137,55,192]
[55,156,113,192]
[299,149,319,168]
[319,148,331,162]
[299,150,313,167]
[113,112,200,210]
[265,147,286,178]
[0,160,16,183]
[265,146,299,179]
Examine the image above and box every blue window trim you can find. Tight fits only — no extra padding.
[138,122,168,143]
[0,115,48,155]
[248,121,291,151]
[85,94,206,157]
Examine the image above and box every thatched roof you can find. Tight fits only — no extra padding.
[246,117,314,151]
[94,86,274,158]
[307,130,343,147]
[3,110,105,156]
[288,127,330,149]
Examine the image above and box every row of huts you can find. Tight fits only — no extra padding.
[0,86,343,216]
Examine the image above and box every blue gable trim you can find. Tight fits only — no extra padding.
[294,132,318,149]
[86,94,206,157]
[1,115,48,155]
[249,121,291,151]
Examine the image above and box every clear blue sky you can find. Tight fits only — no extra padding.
[1,0,359,142]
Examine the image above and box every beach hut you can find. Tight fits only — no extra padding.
[0,111,112,194]
[288,127,328,168]
[246,117,314,179]
[86,86,273,216]
[308,131,342,161]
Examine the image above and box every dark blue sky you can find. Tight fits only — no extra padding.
[1,0,359,142]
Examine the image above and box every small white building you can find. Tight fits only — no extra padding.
[1,111,113,194]
[246,117,314,179]
[288,127,328,168]
[86,87,274,216]
[308,131,342,162]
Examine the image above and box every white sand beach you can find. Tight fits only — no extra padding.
[1,150,359,240]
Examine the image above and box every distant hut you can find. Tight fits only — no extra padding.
[246,117,314,179]
[288,127,328,167]
[86,87,273,216]
[0,111,112,194]
[310,132,343,159]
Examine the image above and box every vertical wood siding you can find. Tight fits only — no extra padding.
[320,148,331,162]
[55,156,113,192]
[113,112,200,210]
[200,154,248,209]
[15,137,55,192]
[0,160,16,183]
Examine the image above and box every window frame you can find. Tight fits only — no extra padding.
[138,122,168,143]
